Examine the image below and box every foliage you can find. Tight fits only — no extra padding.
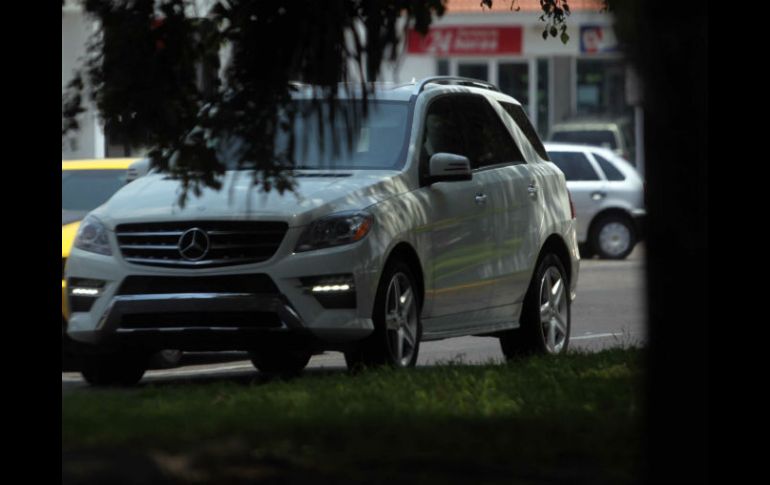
[62,0,606,205]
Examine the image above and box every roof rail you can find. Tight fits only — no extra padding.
[414,76,500,95]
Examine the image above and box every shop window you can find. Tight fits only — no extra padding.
[576,59,630,117]
[536,58,549,139]
[437,59,449,76]
[458,63,488,81]
[498,62,529,111]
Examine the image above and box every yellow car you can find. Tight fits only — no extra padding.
[62,159,182,369]
[62,159,138,319]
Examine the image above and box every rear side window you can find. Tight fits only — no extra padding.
[593,153,626,181]
[548,151,600,181]
[454,96,525,169]
[498,101,550,161]
[550,130,618,149]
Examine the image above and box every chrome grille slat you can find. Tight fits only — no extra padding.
[116,221,288,269]
[120,244,179,250]
[116,231,185,237]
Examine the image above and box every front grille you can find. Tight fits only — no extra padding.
[115,221,288,268]
[120,312,282,329]
[117,274,278,295]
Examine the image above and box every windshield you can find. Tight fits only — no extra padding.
[62,169,128,218]
[550,130,618,149]
[221,100,411,171]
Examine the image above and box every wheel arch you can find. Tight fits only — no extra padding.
[537,234,573,286]
[383,241,425,309]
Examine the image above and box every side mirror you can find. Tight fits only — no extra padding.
[428,153,472,184]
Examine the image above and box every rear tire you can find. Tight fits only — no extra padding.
[500,253,571,358]
[344,260,421,370]
[81,352,148,386]
[590,214,636,260]
[249,349,311,376]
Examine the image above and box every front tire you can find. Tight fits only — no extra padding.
[345,260,421,370]
[80,352,148,386]
[500,253,571,358]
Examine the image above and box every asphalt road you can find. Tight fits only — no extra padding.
[62,245,645,390]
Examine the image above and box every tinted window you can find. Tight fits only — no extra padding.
[420,96,465,175]
[593,153,626,181]
[550,130,618,149]
[62,169,128,212]
[498,101,549,161]
[455,96,524,169]
[548,152,600,181]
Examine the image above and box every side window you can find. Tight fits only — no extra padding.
[593,153,626,181]
[548,151,601,181]
[455,96,525,169]
[498,101,550,161]
[420,96,465,176]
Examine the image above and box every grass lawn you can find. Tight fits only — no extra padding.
[63,348,645,484]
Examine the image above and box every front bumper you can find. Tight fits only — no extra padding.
[65,227,381,353]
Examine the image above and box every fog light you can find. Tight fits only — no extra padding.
[68,278,105,297]
[300,275,357,309]
[312,284,352,293]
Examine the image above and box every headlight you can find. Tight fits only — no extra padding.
[295,212,373,252]
[73,215,113,256]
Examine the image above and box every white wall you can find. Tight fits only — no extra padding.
[62,8,104,160]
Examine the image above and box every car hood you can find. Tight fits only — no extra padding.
[94,170,410,228]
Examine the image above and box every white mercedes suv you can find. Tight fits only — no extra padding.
[65,77,580,385]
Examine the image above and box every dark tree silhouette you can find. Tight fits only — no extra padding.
[62,0,587,205]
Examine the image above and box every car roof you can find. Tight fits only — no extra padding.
[61,158,139,170]
[550,117,630,130]
[543,142,599,152]
[288,77,521,105]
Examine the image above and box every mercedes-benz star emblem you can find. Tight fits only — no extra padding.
[178,228,210,261]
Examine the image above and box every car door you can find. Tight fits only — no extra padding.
[417,95,496,335]
[452,95,539,327]
[547,149,605,243]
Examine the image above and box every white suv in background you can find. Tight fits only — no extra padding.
[65,77,580,386]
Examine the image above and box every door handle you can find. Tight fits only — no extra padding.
[591,191,607,201]
[474,193,488,205]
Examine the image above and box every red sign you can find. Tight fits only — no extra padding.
[407,26,522,56]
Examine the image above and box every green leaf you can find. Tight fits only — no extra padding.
[542,29,548,40]
[560,31,570,44]
[550,25,558,37]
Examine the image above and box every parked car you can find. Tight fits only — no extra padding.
[62,158,181,369]
[65,77,580,386]
[544,142,645,259]
[548,117,635,165]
